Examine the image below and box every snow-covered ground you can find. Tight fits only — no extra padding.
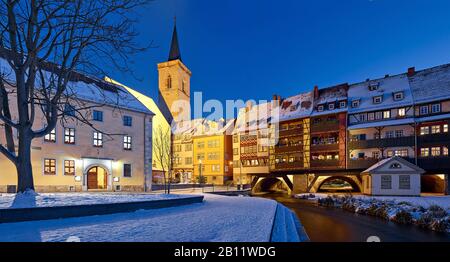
[295,193,450,210]
[0,194,305,242]
[0,192,191,209]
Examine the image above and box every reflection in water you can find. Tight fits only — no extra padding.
[258,193,450,242]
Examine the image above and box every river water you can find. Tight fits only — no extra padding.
[257,193,450,242]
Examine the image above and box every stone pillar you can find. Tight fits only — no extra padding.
[292,175,308,194]
[445,174,449,195]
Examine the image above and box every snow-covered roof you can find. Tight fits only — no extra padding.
[362,156,425,174]
[279,91,313,121]
[311,84,348,117]
[173,118,235,136]
[409,63,450,104]
[348,74,413,114]
[0,57,152,115]
[348,118,414,130]
[234,102,275,133]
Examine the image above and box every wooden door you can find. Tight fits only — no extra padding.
[87,167,98,189]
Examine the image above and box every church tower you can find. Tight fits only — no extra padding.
[158,21,191,123]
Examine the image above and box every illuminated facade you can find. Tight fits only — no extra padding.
[0,73,154,193]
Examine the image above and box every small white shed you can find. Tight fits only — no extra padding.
[361,156,425,196]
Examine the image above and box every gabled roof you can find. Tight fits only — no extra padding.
[311,84,348,117]
[362,156,425,175]
[279,91,313,121]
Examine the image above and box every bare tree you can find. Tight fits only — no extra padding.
[153,125,172,194]
[0,0,150,193]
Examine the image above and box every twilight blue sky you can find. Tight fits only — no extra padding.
[110,0,450,113]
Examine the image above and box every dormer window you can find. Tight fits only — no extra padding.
[328,103,335,110]
[351,100,360,108]
[373,96,383,104]
[339,101,346,109]
[368,83,380,91]
[393,92,404,101]
[317,105,324,112]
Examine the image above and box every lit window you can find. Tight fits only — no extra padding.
[431,147,441,156]
[394,149,408,157]
[64,160,75,176]
[420,105,429,115]
[123,115,132,127]
[328,103,335,110]
[443,147,448,156]
[395,130,404,137]
[123,135,132,150]
[431,125,440,134]
[44,129,56,142]
[44,158,56,175]
[398,108,406,117]
[64,128,75,144]
[444,124,448,133]
[393,92,404,101]
[123,164,132,177]
[93,132,103,147]
[383,110,391,119]
[317,105,324,112]
[420,148,429,157]
[212,164,221,172]
[420,126,429,135]
[431,103,441,113]
[373,96,383,104]
[387,150,394,157]
[93,110,103,122]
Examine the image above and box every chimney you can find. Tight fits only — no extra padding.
[272,94,278,101]
[385,74,390,78]
[407,67,416,77]
[313,85,319,99]
[366,78,370,82]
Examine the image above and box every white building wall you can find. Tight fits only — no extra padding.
[371,174,421,196]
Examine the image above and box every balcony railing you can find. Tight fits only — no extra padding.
[274,144,304,154]
[311,121,340,133]
[310,143,339,152]
[279,128,303,138]
[417,157,450,170]
[418,133,450,144]
[274,161,305,170]
[347,158,379,170]
[310,159,341,168]
[348,136,415,150]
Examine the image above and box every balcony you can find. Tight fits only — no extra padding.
[417,157,450,171]
[418,133,450,144]
[348,136,415,150]
[278,128,303,138]
[274,144,303,154]
[311,121,340,133]
[347,158,379,170]
[310,143,339,152]
[310,159,341,168]
[274,161,305,170]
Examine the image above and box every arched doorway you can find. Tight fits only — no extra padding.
[317,176,361,193]
[87,166,108,190]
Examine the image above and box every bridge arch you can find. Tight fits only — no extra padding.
[252,177,290,194]
[316,176,361,193]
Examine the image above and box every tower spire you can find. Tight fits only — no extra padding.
[168,17,182,62]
